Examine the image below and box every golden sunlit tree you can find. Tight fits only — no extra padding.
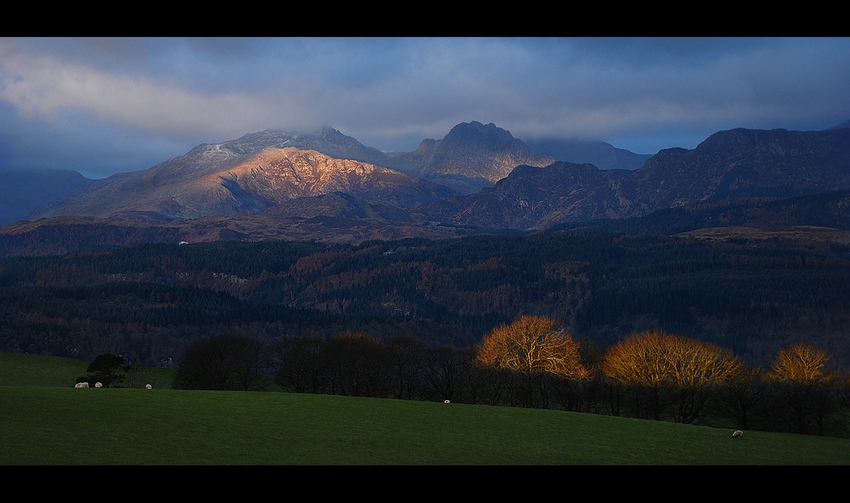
[602,330,744,423]
[768,343,833,384]
[767,343,840,435]
[475,315,588,408]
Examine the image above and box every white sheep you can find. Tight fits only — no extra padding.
[94,382,102,388]
[444,399,450,404]
[145,384,152,389]
[732,430,743,438]
[75,382,89,388]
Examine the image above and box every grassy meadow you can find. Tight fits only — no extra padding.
[2,352,849,465]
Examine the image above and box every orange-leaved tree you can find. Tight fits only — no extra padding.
[767,342,839,435]
[768,343,833,384]
[602,329,744,422]
[475,315,588,379]
[602,329,743,386]
[475,315,588,408]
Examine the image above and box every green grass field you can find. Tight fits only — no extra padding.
[2,352,848,465]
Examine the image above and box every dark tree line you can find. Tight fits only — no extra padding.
[173,334,266,391]
[172,329,850,438]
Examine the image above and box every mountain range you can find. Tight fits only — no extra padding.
[2,120,850,371]
[2,120,849,256]
[1,122,646,225]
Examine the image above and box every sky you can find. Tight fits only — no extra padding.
[1,37,849,179]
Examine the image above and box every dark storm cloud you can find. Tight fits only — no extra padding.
[1,37,848,178]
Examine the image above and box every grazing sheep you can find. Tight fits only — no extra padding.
[94,382,102,388]
[145,384,152,389]
[444,399,450,404]
[732,430,743,438]
[75,382,89,388]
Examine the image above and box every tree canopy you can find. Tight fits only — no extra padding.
[602,330,744,387]
[86,353,130,388]
[475,315,588,380]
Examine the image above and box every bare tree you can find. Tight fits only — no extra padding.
[423,344,470,403]
[475,315,588,378]
[475,315,588,408]
[324,331,392,398]
[386,334,428,400]
[270,332,328,394]
[769,343,832,383]
[602,330,743,423]
[713,366,775,431]
[767,343,840,435]
[173,334,266,391]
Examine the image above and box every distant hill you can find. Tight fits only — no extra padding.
[524,137,651,170]
[425,128,850,230]
[3,188,847,258]
[549,189,850,236]
[0,169,90,225]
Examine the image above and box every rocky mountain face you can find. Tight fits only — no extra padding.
[220,127,390,166]
[427,127,850,230]
[633,128,850,205]
[28,146,456,220]
[382,121,556,193]
[424,162,621,229]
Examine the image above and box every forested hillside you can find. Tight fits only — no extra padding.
[1,230,848,372]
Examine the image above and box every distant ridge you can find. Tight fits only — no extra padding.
[827,119,850,130]
[524,137,651,170]
[424,127,850,230]
[0,169,91,225]
[6,122,850,256]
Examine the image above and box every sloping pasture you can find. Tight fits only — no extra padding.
[2,352,848,465]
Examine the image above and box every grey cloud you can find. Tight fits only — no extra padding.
[1,37,848,176]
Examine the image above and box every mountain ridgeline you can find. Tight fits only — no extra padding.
[5,121,849,255]
[2,121,850,372]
